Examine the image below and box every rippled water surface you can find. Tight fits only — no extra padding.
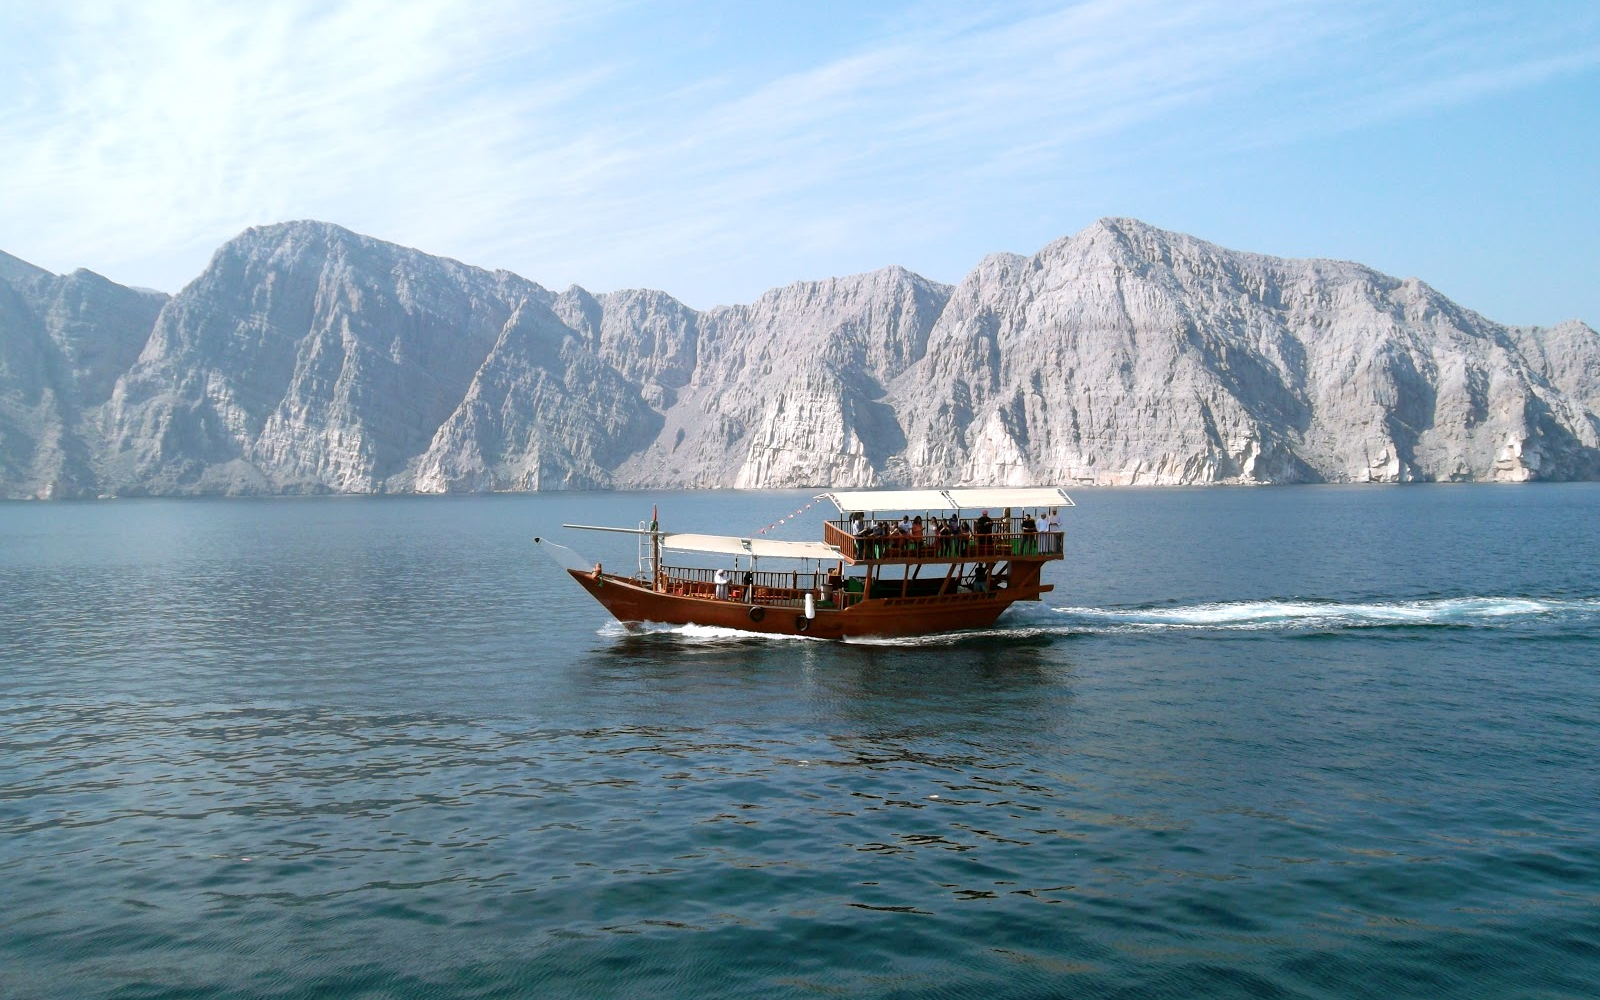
[3,486,1599,999]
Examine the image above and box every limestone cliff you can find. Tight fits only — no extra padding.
[888,219,1599,485]
[615,265,950,488]
[0,218,1595,497]
[99,222,659,494]
[0,261,166,497]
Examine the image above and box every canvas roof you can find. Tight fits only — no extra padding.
[816,487,1075,513]
[660,533,843,562]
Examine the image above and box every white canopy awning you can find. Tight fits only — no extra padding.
[661,533,843,562]
[817,487,1074,513]
[816,489,954,511]
[947,487,1075,510]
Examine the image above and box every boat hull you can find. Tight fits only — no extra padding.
[567,569,1026,639]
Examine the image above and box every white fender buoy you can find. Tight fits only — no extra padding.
[804,592,816,619]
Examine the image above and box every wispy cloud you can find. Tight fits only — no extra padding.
[2,0,612,282]
[1,0,1595,315]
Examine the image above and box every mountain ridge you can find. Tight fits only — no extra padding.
[1,218,1595,498]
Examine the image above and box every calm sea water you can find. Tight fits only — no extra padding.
[3,486,1598,999]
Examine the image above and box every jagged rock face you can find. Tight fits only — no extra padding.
[889,219,1600,485]
[1510,319,1600,416]
[99,222,662,494]
[0,218,1596,497]
[410,301,662,492]
[590,288,701,394]
[615,266,950,488]
[0,264,166,497]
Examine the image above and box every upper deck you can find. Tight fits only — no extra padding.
[815,486,1072,566]
[822,518,1064,565]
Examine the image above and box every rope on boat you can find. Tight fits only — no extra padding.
[754,500,815,535]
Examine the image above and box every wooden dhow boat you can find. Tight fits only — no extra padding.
[536,487,1072,640]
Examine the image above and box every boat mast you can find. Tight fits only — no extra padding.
[651,504,663,592]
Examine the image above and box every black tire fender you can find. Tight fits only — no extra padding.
[748,605,765,622]
[794,615,810,632]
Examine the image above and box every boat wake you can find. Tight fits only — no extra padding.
[594,597,1600,646]
[595,618,1056,647]
[597,620,821,643]
[1045,596,1600,635]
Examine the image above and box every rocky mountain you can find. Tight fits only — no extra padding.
[616,265,950,489]
[0,219,1594,498]
[891,219,1600,485]
[0,255,167,497]
[100,223,660,495]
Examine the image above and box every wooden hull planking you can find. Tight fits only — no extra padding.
[567,568,1042,639]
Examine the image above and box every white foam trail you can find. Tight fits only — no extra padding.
[1051,596,1600,633]
[840,625,1058,647]
[675,623,818,642]
[599,618,1049,647]
[593,597,1600,643]
[597,620,818,642]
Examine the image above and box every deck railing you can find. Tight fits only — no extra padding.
[652,558,1047,610]
[656,566,867,608]
[824,519,1062,563]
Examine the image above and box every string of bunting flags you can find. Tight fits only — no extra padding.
[754,500,815,535]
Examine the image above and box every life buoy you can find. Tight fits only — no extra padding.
[794,616,809,632]
[748,605,766,622]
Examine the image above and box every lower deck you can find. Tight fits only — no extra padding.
[651,555,1051,608]
[572,570,1025,639]
[570,552,1055,639]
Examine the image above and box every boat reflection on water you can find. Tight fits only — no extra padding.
[576,622,1074,735]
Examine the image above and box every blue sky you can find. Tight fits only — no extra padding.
[2,0,1596,326]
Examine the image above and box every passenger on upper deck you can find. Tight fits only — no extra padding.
[1020,511,1038,554]
[886,518,908,557]
[868,519,891,558]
